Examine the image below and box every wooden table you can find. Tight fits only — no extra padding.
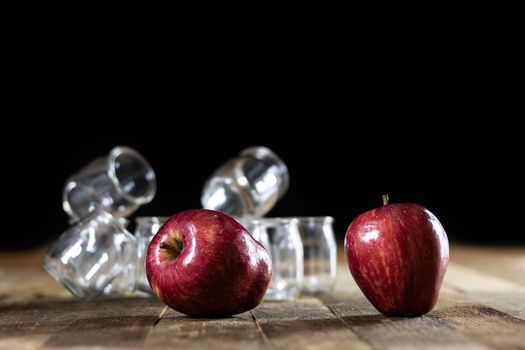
[1,244,524,349]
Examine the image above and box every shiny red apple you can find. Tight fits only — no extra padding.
[146,209,272,317]
[345,196,449,316]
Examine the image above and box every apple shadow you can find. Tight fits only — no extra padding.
[259,316,350,337]
[157,312,253,323]
[173,314,244,320]
[339,313,412,327]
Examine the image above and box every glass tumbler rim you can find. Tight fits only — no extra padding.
[255,216,334,224]
[257,217,300,226]
[107,146,157,205]
[62,180,96,221]
[293,216,334,224]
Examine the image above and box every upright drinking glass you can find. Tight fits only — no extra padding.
[254,218,303,301]
[134,216,168,294]
[237,217,271,252]
[201,146,289,218]
[43,207,137,300]
[297,217,337,294]
[63,146,156,222]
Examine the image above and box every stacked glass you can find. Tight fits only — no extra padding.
[44,145,337,301]
[44,146,156,299]
[202,147,337,300]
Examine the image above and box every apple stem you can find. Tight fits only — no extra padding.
[382,194,389,206]
[160,236,183,259]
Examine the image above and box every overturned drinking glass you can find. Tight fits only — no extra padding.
[296,216,337,295]
[201,146,289,218]
[43,207,137,300]
[63,146,156,222]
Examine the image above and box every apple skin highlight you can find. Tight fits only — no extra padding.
[146,209,272,317]
[345,202,449,317]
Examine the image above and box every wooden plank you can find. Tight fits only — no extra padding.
[143,307,269,350]
[0,246,68,307]
[0,246,48,268]
[0,297,162,350]
[0,297,82,350]
[251,297,372,350]
[451,244,525,287]
[333,262,361,294]
[430,294,525,350]
[0,267,69,307]
[1,244,524,349]
[321,292,489,350]
[443,263,525,320]
[42,297,161,350]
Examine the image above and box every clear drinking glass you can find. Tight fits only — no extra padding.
[255,218,303,301]
[134,216,168,294]
[101,259,136,297]
[297,217,337,295]
[237,217,271,251]
[43,207,137,300]
[63,146,156,222]
[201,146,289,218]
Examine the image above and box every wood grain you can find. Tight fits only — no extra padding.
[252,297,372,350]
[430,295,525,350]
[443,263,525,320]
[0,244,524,349]
[143,308,268,350]
[321,292,488,350]
[0,297,163,350]
[451,244,525,287]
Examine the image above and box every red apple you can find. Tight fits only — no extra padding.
[146,209,272,317]
[345,196,449,316]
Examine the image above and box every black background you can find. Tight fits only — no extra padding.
[2,14,523,249]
